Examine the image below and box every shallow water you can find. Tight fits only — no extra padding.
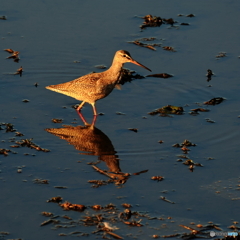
[1,1,240,239]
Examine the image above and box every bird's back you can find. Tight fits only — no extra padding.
[46,71,116,103]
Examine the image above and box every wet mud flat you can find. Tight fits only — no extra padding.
[1,1,240,240]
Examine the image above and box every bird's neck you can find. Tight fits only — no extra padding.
[110,61,123,70]
[105,60,124,83]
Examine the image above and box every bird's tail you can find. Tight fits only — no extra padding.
[46,84,66,94]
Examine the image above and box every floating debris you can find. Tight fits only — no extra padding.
[183,159,203,167]
[0,16,7,20]
[173,139,196,148]
[4,48,15,53]
[139,37,156,41]
[88,179,114,188]
[4,48,20,62]
[177,14,194,25]
[228,225,240,230]
[76,213,123,238]
[10,145,20,148]
[15,131,24,136]
[148,105,183,116]
[41,197,234,240]
[91,205,102,210]
[186,14,195,17]
[189,108,209,115]
[132,169,148,175]
[204,97,225,105]
[128,128,138,133]
[151,176,164,181]
[15,138,50,152]
[122,203,132,208]
[205,118,215,123]
[139,15,181,29]
[179,224,200,234]
[140,15,163,29]
[124,220,143,227]
[14,66,23,76]
[162,46,176,52]
[0,122,16,132]
[160,196,175,204]
[118,68,145,85]
[181,145,190,153]
[177,223,223,238]
[128,40,160,51]
[58,233,67,236]
[163,18,175,25]
[146,73,173,78]
[178,157,203,172]
[0,146,17,156]
[104,230,123,239]
[40,219,59,226]
[119,208,132,221]
[60,201,86,211]
[216,52,227,58]
[47,196,63,203]
[90,165,145,187]
[161,233,180,238]
[102,222,119,231]
[116,112,126,115]
[206,69,214,81]
[62,215,72,220]
[51,118,63,123]
[34,178,49,184]
[22,99,29,103]
[173,139,202,172]
[0,148,10,156]
[42,212,54,217]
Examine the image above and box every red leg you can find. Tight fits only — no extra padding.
[76,101,85,112]
[91,115,97,125]
[76,110,88,125]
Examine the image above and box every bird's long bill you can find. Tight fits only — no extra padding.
[130,59,151,72]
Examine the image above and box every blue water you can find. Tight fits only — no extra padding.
[0,1,240,239]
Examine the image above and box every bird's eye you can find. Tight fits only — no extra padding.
[123,54,130,59]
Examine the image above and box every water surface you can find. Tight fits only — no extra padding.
[0,1,240,239]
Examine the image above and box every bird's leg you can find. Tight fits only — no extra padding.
[91,115,97,126]
[91,103,98,116]
[76,111,89,126]
[76,101,85,112]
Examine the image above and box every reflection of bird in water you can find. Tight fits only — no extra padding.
[46,50,151,116]
[45,124,121,173]
[46,125,148,186]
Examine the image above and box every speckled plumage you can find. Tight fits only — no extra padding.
[46,50,151,115]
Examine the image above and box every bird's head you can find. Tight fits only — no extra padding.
[116,50,151,72]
